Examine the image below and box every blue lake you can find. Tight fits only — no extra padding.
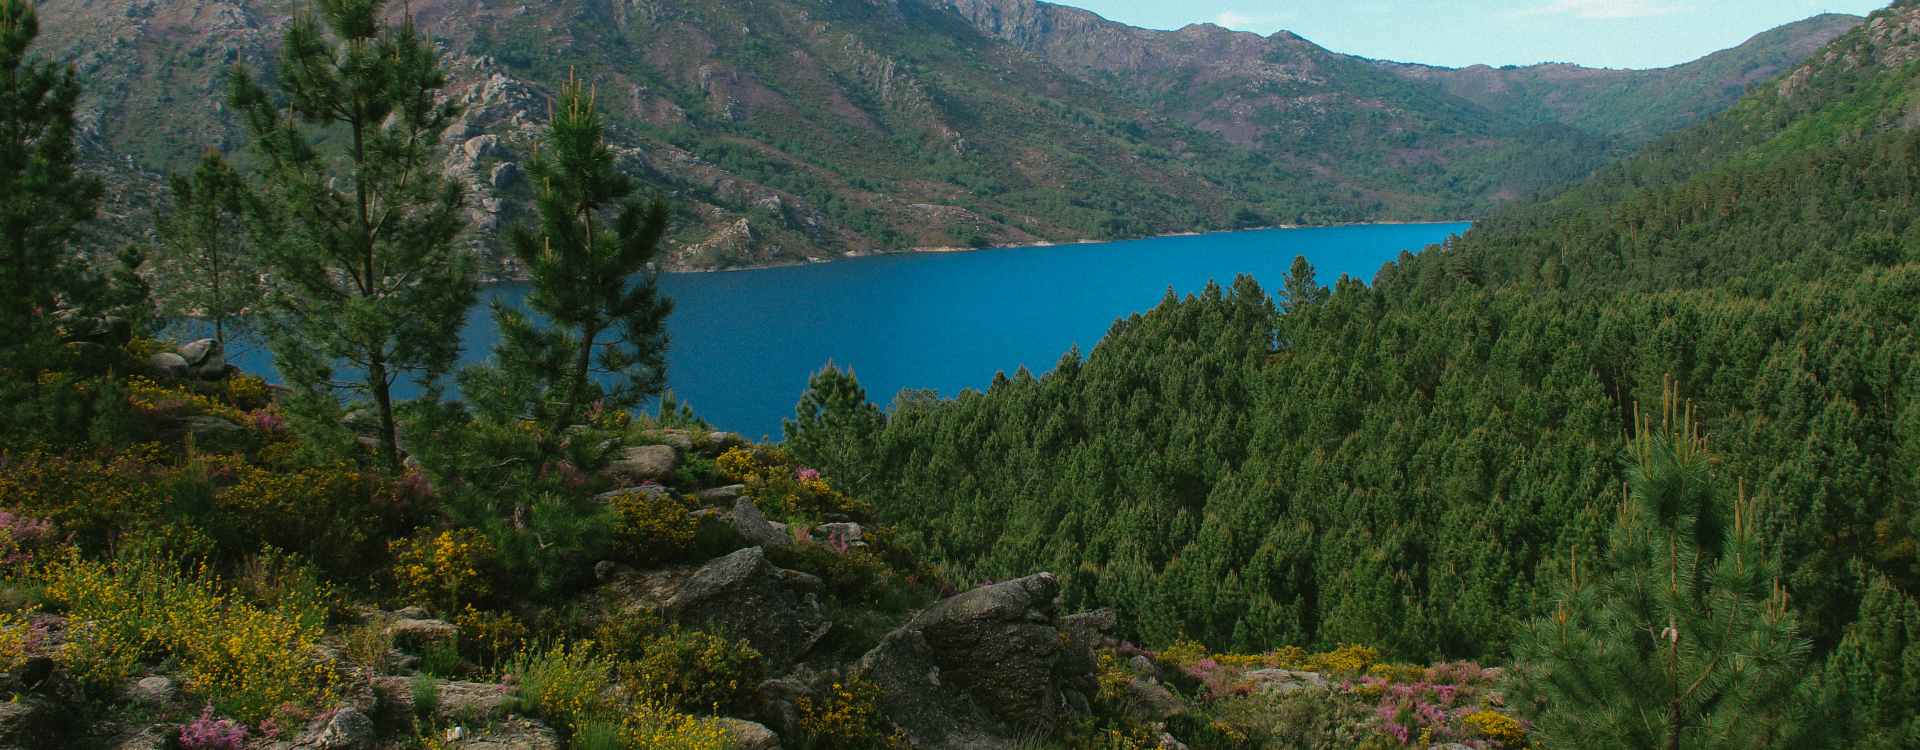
[231,222,1468,439]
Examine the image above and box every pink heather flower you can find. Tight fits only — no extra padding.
[250,409,286,433]
[795,467,821,482]
[0,512,55,565]
[178,705,248,750]
[398,470,435,500]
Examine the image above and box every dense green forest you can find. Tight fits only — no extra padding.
[780,2,1920,746]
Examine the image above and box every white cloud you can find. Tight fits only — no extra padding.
[1214,10,1295,32]
[1510,0,1690,20]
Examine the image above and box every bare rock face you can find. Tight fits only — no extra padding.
[608,444,680,484]
[0,697,65,750]
[278,706,374,750]
[443,718,561,749]
[717,718,782,750]
[731,497,793,549]
[855,572,1084,749]
[642,547,830,670]
[695,484,748,505]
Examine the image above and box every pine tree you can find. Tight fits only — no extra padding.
[1512,382,1811,749]
[1801,575,1920,749]
[784,363,885,491]
[151,150,259,349]
[1278,255,1325,313]
[0,0,103,350]
[488,69,672,431]
[227,0,476,471]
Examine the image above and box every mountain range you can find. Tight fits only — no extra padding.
[34,0,1861,270]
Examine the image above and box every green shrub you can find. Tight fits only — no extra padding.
[420,638,464,678]
[484,492,615,602]
[410,674,440,722]
[505,642,618,734]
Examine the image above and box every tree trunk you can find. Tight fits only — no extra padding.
[557,325,599,430]
[369,352,401,472]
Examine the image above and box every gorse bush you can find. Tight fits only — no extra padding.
[608,488,697,566]
[619,625,765,714]
[455,605,529,670]
[505,639,734,749]
[390,528,497,614]
[0,608,42,673]
[796,676,907,750]
[39,551,337,722]
[716,446,864,521]
[620,700,733,750]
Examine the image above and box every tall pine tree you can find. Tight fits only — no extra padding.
[228,0,476,470]
[1513,381,1811,749]
[151,150,258,349]
[0,0,103,352]
[478,69,671,431]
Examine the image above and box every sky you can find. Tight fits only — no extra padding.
[1061,0,1890,69]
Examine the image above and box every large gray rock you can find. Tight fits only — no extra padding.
[732,497,791,548]
[641,428,696,451]
[446,718,560,749]
[462,134,501,161]
[306,706,375,749]
[489,162,519,189]
[177,338,225,377]
[717,718,781,750]
[0,697,62,750]
[125,675,177,706]
[751,675,815,739]
[1124,677,1185,723]
[608,444,678,484]
[372,677,510,722]
[384,615,459,648]
[695,484,747,505]
[147,352,189,378]
[111,724,171,750]
[181,415,244,439]
[854,573,1076,749]
[705,431,747,455]
[664,547,829,669]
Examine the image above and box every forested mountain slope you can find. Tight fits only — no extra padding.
[36,0,1853,270]
[782,8,1920,741]
[942,0,1858,211]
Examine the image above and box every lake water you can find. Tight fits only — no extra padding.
[230,222,1468,439]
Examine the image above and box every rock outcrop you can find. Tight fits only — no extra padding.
[855,572,1086,749]
[608,444,679,484]
[607,546,830,671]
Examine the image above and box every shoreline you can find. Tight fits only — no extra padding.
[665,219,1474,275]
